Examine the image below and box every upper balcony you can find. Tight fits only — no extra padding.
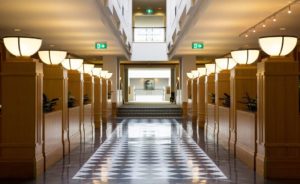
[131,26,168,61]
[133,27,166,43]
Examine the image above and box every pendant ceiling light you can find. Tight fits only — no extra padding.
[78,64,95,75]
[197,67,207,77]
[92,68,102,77]
[215,58,237,71]
[3,36,42,57]
[258,36,297,56]
[61,58,83,70]
[100,70,108,78]
[38,50,67,65]
[186,72,194,79]
[231,49,260,65]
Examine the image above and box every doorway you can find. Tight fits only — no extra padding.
[127,68,171,103]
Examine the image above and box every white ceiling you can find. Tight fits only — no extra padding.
[0,0,124,60]
[174,0,300,58]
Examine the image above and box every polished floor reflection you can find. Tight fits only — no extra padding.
[2,118,300,184]
[73,119,227,181]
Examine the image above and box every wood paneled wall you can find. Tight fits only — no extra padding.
[83,74,94,141]
[230,65,257,166]
[205,74,216,137]
[215,71,230,147]
[68,71,83,149]
[94,77,102,128]
[236,110,256,169]
[0,60,44,178]
[197,76,205,128]
[256,58,300,178]
[43,65,68,168]
[191,78,198,119]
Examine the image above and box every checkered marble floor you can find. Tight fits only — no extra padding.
[73,119,227,182]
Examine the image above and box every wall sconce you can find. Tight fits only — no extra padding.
[61,58,83,70]
[38,50,67,65]
[3,36,42,57]
[258,36,297,57]
[215,57,237,71]
[231,49,260,65]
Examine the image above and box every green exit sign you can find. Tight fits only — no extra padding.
[95,42,107,49]
[146,8,154,14]
[192,42,204,49]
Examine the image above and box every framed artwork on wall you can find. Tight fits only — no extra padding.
[144,78,155,90]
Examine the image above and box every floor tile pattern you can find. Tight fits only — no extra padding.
[73,119,227,181]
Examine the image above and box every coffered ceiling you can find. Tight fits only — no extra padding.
[173,0,300,59]
[0,0,125,60]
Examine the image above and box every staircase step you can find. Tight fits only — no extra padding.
[117,106,182,117]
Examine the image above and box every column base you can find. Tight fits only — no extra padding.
[0,155,44,179]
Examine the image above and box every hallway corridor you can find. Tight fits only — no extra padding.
[3,118,298,184]
[73,119,226,181]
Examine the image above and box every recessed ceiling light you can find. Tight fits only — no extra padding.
[273,17,277,22]
[262,24,266,28]
[14,28,21,32]
[245,34,249,38]
[49,44,55,47]
[280,27,286,31]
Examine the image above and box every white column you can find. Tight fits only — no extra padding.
[181,56,196,103]
[103,56,119,104]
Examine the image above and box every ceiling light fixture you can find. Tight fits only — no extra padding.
[3,36,42,57]
[78,64,95,75]
[258,36,298,57]
[186,72,194,79]
[239,1,298,38]
[205,64,219,75]
[191,70,199,78]
[105,73,113,79]
[61,58,83,70]
[92,68,102,77]
[197,68,207,77]
[100,70,108,78]
[215,58,237,71]
[38,50,67,65]
[231,49,260,65]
